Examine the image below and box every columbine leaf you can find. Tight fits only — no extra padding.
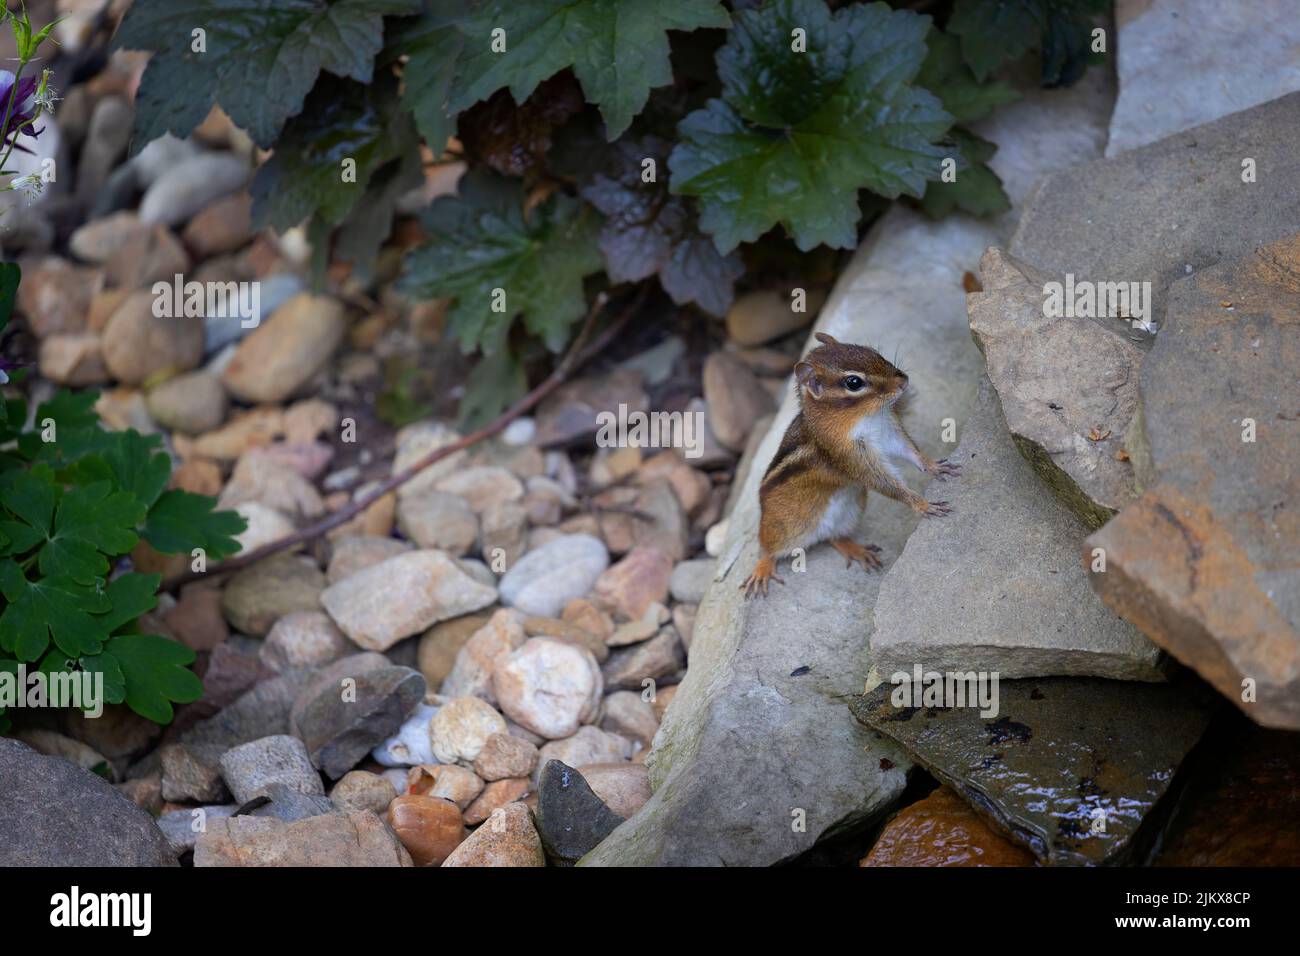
[918,129,1010,219]
[39,481,146,584]
[1,468,55,538]
[0,561,111,662]
[917,30,1019,124]
[434,0,730,141]
[103,634,203,723]
[81,652,128,706]
[400,171,603,353]
[35,646,127,708]
[94,573,162,636]
[16,388,116,462]
[582,136,741,316]
[115,0,420,148]
[99,431,171,510]
[669,0,952,253]
[142,490,246,560]
[251,73,418,233]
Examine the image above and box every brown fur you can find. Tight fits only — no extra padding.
[741,333,959,598]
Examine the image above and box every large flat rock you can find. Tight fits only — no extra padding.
[870,376,1162,681]
[970,248,1143,525]
[850,677,1216,865]
[1107,0,1300,156]
[1087,235,1300,728]
[582,70,1116,867]
[1013,92,1300,328]
[0,738,177,866]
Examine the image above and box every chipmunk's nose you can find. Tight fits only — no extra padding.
[896,373,909,390]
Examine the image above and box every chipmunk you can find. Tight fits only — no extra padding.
[741,333,960,598]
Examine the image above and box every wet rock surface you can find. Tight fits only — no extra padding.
[861,787,1036,867]
[1155,719,1300,866]
[850,677,1215,865]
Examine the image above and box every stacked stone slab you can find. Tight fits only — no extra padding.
[1087,235,1300,729]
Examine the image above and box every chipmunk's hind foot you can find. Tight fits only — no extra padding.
[741,554,784,599]
[831,537,883,572]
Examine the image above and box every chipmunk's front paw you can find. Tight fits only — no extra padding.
[915,498,952,517]
[928,458,962,481]
[831,538,883,572]
[741,555,784,599]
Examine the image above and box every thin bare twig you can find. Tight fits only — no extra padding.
[162,288,645,591]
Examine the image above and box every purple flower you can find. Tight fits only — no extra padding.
[0,70,42,154]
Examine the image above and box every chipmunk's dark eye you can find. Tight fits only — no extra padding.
[842,375,866,392]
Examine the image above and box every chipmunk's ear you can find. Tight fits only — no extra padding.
[795,361,822,399]
[814,332,839,347]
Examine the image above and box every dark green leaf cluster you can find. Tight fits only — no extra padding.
[116,0,1107,423]
[0,283,245,726]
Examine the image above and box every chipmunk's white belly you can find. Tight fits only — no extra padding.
[808,486,864,546]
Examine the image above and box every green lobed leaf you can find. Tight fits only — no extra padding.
[669,0,953,253]
[16,388,120,463]
[457,348,527,429]
[251,73,418,234]
[102,634,203,724]
[917,29,1019,124]
[115,0,420,149]
[334,144,425,282]
[413,0,730,143]
[142,490,246,560]
[97,431,171,510]
[919,128,1010,219]
[38,481,146,584]
[94,573,162,636]
[0,559,111,662]
[399,170,604,354]
[582,136,742,317]
[387,0,470,151]
[948,0,1108,86]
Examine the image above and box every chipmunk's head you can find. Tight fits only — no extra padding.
[794,333,909,414]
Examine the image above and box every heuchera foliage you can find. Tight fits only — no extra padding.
[115,0,1105,425]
